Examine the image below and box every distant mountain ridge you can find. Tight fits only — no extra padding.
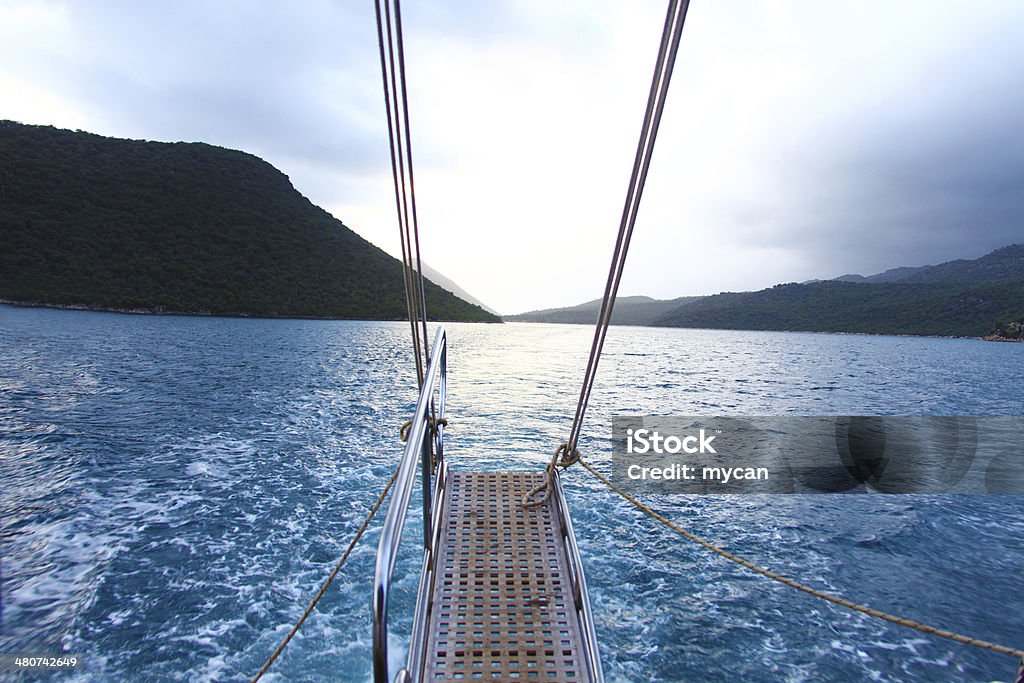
[832,244,1024,285]
[506,295,702,326]
[896,244,1024,284]
[832,265,929,283]
[0,121,499,321]
[652,244,1024,337]
[510,245,1024,337]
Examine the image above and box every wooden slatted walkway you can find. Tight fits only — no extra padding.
[423,472,594,682]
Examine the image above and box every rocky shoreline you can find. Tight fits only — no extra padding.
[986,320,1024,342]
[1,298,217,317]
[0,298,412,322]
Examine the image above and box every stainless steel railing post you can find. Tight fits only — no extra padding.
[372,327,447,683]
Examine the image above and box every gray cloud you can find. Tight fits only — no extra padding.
[41,1,388,179]
[733,14,1024,279]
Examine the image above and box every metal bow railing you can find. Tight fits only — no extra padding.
[373,326,447,683]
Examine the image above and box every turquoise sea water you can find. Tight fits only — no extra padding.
[1,304,1022,681]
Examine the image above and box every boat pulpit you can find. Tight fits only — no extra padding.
[372,327,603,683]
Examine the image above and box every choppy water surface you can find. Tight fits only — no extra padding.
[1,305,1022,682]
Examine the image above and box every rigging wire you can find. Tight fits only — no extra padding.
[376,0,430,385]
[392,0,432,370]
[526,0,691,509]
[566,0,690,454]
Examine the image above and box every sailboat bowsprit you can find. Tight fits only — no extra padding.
[373,329,603,682]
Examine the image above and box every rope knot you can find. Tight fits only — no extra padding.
[399,416,448,443]
[555,442,581,469]
[521,443,582,508]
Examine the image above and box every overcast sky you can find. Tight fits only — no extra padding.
[2,1,1022,314]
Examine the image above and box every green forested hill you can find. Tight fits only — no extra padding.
[509,244,1024,337]
[0,121,498,321]
[652,276,1024,337]
[505,295,703,325]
